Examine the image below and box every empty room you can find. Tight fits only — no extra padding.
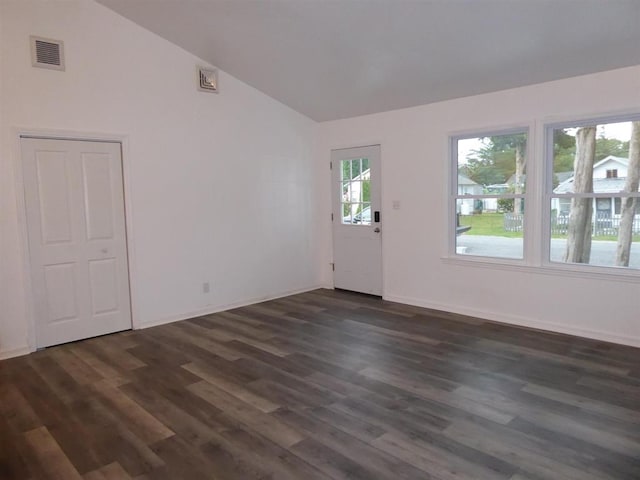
[1,0,640,479]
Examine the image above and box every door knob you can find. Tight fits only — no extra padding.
[373,227,380,233]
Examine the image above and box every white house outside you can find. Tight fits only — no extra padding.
[552,155,640,234]
[457,174,483,214]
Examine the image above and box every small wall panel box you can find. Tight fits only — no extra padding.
[198,66,218,93]
[31,36,65,71]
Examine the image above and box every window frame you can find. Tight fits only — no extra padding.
[542,113,640,273]
[449,126,531,263]
[445,114,640,281]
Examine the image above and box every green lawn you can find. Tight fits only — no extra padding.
[458,213,640,241]
[458,213,522,238]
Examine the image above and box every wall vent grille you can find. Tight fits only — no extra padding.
[30,36,65,71]
[198,66,218,93]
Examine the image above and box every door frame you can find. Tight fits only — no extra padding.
[12,127,138,352]
[329,142,385,297]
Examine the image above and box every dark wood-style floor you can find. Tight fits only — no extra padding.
[1,289,640,479]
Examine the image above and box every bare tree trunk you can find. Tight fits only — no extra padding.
[513,140,526,214]
[564,127,596,263]
[615,121,640,266]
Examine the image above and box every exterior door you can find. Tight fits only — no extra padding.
[21,138,132,348]
[331,145,382,295]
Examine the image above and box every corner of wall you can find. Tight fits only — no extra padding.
[0,345,32,360]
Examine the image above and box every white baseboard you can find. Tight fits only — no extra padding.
[384,293,640,348]
[137,284,324,330]
[0,346,31,360]
[7,287,634,358]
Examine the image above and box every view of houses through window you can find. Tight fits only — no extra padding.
[454,131,527,259]
[452,118,640,270]
[549,120,640,269]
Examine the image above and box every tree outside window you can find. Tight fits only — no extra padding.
[453,130,527,260]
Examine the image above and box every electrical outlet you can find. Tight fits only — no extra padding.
[202,282,210,294]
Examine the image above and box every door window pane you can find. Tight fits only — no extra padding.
[340,158,371,225]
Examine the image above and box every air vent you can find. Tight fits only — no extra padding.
[30,36,65,71]
[197,66,218,93]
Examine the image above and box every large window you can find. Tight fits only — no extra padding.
[450,116,640,272]
[452,130,528,260]
[547,118,640,269]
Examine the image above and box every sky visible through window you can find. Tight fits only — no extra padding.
[457,123,631,165]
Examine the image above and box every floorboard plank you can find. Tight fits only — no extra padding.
[24,426,84,480]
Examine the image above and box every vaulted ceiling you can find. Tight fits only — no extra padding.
[97,0,640,122]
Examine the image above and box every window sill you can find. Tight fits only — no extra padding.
[441,255,640,283]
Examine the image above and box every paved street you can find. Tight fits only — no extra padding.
[457,235,640,269]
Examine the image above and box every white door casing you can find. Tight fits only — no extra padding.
[21,138,132,348]
[331,145,382,296]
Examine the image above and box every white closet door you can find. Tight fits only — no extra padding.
[22,138,132,348]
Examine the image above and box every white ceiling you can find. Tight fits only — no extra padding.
[96,0,640,122]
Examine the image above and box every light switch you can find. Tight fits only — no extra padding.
[392,200,401,210]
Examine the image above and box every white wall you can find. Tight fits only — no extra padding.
[0,0,323,358]
[317,65,640,347]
